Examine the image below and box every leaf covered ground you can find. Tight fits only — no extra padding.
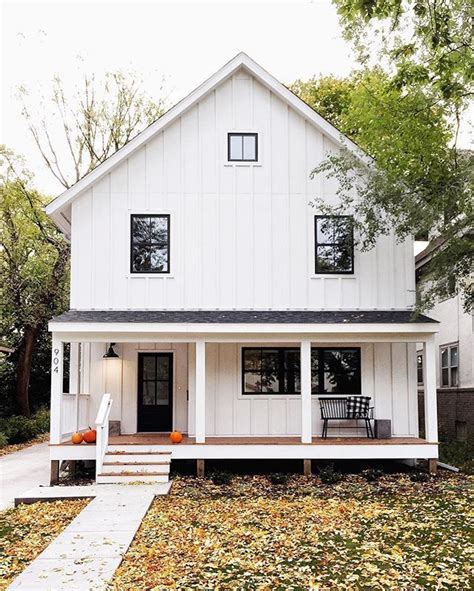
[112,473,473,590]
[0,499,88,589]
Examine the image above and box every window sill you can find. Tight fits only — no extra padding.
[310,274,357,279]
[224,162,262,168]
[128,274,175,279]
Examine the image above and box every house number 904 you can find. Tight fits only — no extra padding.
[53,348,60,373]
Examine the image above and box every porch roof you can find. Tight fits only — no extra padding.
[49,309,438,342]
[51,309,437,324]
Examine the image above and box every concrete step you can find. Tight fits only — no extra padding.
[96,473,169,484]
[104,453,171,464]
[101,462,170,475]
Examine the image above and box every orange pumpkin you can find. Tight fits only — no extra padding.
[83,428,97,444]
[71,432,83,445]
[169,431,183,444]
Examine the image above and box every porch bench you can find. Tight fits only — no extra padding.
[319,397,374,439]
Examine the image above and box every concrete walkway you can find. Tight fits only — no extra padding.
[0,442,50,510]
[8,484,170,590]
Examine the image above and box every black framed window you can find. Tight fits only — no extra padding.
[228,133,258,162]
[130,214,170,274]
[242,347,361,395]
[315,215,354,274]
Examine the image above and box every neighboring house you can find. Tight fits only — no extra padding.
[45,53,439,485]
[416,244,474,442]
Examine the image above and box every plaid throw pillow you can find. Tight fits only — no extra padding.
[346,396,371,419]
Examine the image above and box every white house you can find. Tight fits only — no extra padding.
[45,53,439,484]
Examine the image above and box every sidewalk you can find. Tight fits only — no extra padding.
[0,442,50,510]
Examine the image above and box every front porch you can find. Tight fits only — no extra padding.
[48,310,440,482]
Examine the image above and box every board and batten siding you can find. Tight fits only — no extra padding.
[70,68,415,311]
[80,341,417,437]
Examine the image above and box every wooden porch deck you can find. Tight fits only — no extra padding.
[106,434,430,446]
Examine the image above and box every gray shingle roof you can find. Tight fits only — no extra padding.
[51,310,437,324]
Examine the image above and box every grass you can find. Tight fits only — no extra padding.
[0,499,89,589]
[112,473,473,590]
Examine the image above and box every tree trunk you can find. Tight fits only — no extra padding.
[15,325,39,417]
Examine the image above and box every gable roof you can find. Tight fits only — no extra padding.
[45,52,370,234]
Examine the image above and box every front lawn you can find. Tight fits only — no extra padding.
[0,499,89,589]
[112,473,473,590]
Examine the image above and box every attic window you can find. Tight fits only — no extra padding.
[228,133,258,162]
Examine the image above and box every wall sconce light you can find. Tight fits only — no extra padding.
[103,343,119,359]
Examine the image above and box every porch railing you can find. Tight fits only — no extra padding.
[60,392,90,440]
[95,393,112,477]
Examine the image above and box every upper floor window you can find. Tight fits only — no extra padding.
[228,133,258,162]
[440,343,459,387]
[130,214,170,274]
[242,347,361,395]
[314,215,354,274]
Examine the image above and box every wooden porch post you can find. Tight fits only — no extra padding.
[50,336,63,445]
[300,340,312,444]
[195,340,206,443]
[423,336,438,443]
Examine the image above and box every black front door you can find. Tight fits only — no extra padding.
[137,353,173,432]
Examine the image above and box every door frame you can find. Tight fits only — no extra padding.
[136,350,175,433]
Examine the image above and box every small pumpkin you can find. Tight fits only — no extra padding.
[83,428,97,444]
[169,430,183,444]
[71,432,83,445]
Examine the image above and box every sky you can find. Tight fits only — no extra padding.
[1,0,358,195]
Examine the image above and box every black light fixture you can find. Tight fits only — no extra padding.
[103,343,119,359]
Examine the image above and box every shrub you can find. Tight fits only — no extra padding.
[210,470,233,485]
[268,472,290,485]
[410,471,430,483]
[361,467,384,482]
[0,409,50,445]
[0,432,8,447]
[319,463,343,484]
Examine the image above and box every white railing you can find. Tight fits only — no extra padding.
[60,393,91,440]
[95,393,113,477]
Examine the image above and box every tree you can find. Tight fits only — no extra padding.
[0,147,69,416]
[291,1,473,312]
[20,70,167,189]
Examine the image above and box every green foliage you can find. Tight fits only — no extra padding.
[318,463,343,484]
[0,409,49,445]
[439,438,474,474]
[292,65,473,312]
[268,472,291,485]
[209,470,233,485]
[361,467,384,482]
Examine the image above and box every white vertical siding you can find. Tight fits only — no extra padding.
[70,68,415,311]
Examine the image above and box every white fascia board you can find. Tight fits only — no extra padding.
[45,52,371,219]
[48,321,439,335]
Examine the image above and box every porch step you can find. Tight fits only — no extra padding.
[107,445,174,454]
[96,450,172,484]
[96,473,169,484]
[102,462,170,475]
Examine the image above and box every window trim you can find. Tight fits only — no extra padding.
[439,342,459,388]
[130,213,171,275]
[227,132,258,162]
[241,346,361,396]
[314,215,354,275]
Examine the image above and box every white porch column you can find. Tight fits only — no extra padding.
[50,336,63,444]
[300,340,312,443]
[195,340,206,443]
[423,336,438,443]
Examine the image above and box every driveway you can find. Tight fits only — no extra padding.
[0,442,50,510]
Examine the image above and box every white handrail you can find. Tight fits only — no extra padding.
[95,393,112,478]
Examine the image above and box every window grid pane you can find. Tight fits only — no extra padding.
[315,215,353,274]
[242,347,360,395]
[131,215,170,274]
[228,133,257,162]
